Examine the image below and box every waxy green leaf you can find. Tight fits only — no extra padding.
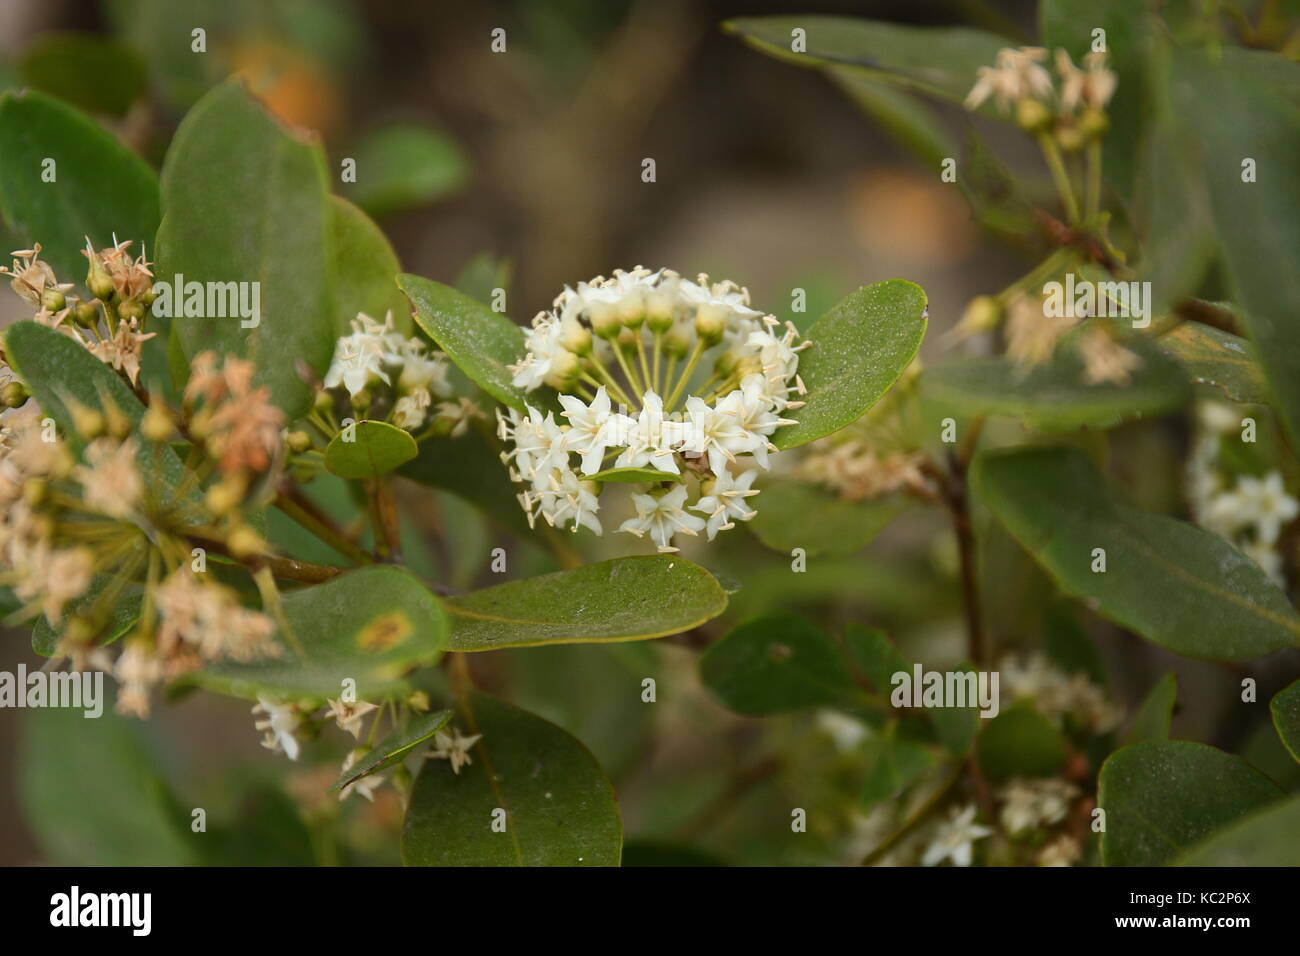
[156,79,335,420]
[699,614,864,715]
[773,279,927,450]
[1176,795,1300,866]
[587,466,681,484]
[399,272,529,411]
[332,709,453,792]
[723,17,1008,105]
[1154,321,1269,405]
[1122,673,1177,746]
[324,419,418,479]
[1098,741,1283,866]
[189,566,447,701]
[443,555,727,651]
[18,33,147,117]
[748,482,905,557]
[0,88,159,280]
[402,692,622,866]
[975,703,1068,782]
[345,124,468,217]
[330,195,410,336]
[920,345,1190,432]
[974,446,1300,660]
[1270,679,1300,765]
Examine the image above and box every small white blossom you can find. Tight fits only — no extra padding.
[692,467,760,539]
[921,805,992,867]
[252,697,303,761]
[427,727,482,775]
[619,484,706,552]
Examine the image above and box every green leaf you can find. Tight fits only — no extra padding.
[587,466,681,484]
[18,32,147,117]
[332,709,453,792]
[861,725,936,806]
[842,624,907,695]
[443,555,727,651]
[329,195,410,336]
[723,16,1008,104]
[826,69,956,166]
[156,79,335,420]
[699,614,862,715]
[454,252,513,306]
[400,429,537,539]
[31,577,142,657]
[19,694,194,865]
[1270,679,1300,765]
[344,123,468,217]
[324,419,418,479]
[974,445,1300,660]
[399,272,529,411]
[1153,321,1269,404]
[402,692,622,866]
[188,566,447,701]
[0,88,159,280]
[1175,795,1300,866]
[3,321,189,503]
[773,279,927,450]
[920,344,1190,432]
[975,702,1068,782]
[1123,673,1176,746]
[748,481,904,557]
[1098,741,1283,866]
[1173,54,1300,447]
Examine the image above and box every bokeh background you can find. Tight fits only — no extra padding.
[4,0,1294,866]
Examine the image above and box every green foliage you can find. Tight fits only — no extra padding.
[332,709,453,792]
[401,692,622,866]
[17,33,148,117]
[1271,679,1300,764]
[748,482,905,557]
[1122,673,1177,746]
[975,703,1068,782]
[344,124,469,217]
[324,420,418,479]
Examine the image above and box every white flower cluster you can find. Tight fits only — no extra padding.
[323,311,457,433]
[1000,652,1123,733]
[498,267,809,551]
[1188,401,1297,586]
[965,46,1116,114]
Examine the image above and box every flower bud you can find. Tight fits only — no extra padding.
[41,288,66,312]
[74,301,99,328]
[559,315,592,356]
[1015,98,1053,134]
[663,324,692,358]
[141,401,175,442]
[1078,107,1109,140]
[104,401,131,439]
[226,524,265,559]
[87,259,115,301]
[542,348,581,389]
[1055,123,1086,153]
[1,381,29,408]
[646,290,675,332]
[589,300,621,339]
[286,430,312,454]
[206,477,247,517]
[69,404,104,439]
[695,303,728,346]
[23,478,47,507]
[118,298,145,323]
[619,290,646,329]
[956,295,1003,336]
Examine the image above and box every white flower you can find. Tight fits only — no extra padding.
[497,405,566,481]
[73,437,143,518]
[1205,471,1298,545]
[393,388,432,431]
[324,336,389,397]
[558,386,634,475]
[999,778,1079,834]
[816,710,869,752]
[510,314,566,390]
[1038,835,1082,867]
[1241,539,1284,586]
[252,697,302,760]
[338,749,385,802]
[692,467,760,539]
[613,390,685,474]
[619,484,706,552]
[534,465,603,535]
[325,698,378,740]
[965,46,1052,112]
[427,727,482,775]
[395,340,452,397]
[921,805,991,867]
[1056,49,1116,111]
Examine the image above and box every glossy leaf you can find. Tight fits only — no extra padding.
[748,481,905,557]
[1176,795,1300,866]
[444,556,727,651]
[330,195,410,336]
[332,709,453,792]
[773,279,927,449]
[345,123,468,217]
[1173,54,1300,447]
[32,578,142,657]
[861,725,936,806]
[1098,741,1283,866]
[0,89,159,280]
[402,692,621,866]
[1271,679,1300,764]
[156,79,335,420]
[1122,673,1176,746]
[399,272,529,410]
[588,466,681,484]
[189,566,447,700]
[699,614,863,715]
[975,703,1067,782]
[1154,321,1269,405]
[324,419,418,479]
[920,345,1190,432]
[724,16,1007,105]
[974,446,1300,660]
